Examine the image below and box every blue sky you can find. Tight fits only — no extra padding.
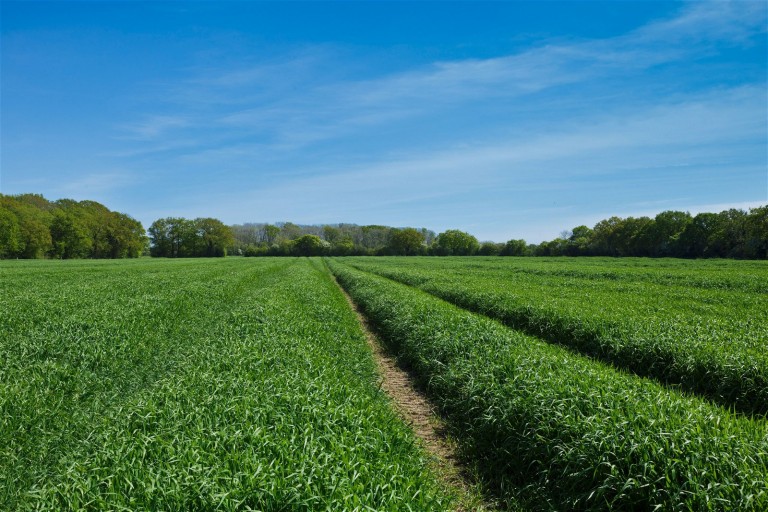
[1,0,766,242]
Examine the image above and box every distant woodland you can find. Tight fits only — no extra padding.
[0,194,146,259]
[1,194,766,259]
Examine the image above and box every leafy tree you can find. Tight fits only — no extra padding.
[1,195,53,258]
[744,206,768,259]
[0,207,22,258]
[478,241,503,256]
[279,222,303,241]
[434,229,479,256]
[322,226,341,244]
[196,217,234,257]
[564,225,593,256]
[389,228,425,255]
[148,218,173,257]
[291,234,328,256]
[108,213,146,258]
[49,210,90,259]
[678,213,720,258]
[500,239,528,256]
[589,217,623,256]
[263,224,280,245]
[650,210,692,257]
[332,237,355,255]
[149,217,232,257]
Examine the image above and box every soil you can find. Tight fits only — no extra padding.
[334,278,493,511]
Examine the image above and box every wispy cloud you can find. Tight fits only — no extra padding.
[102,0,765,240]
[115,1,765,163]
[181,84,764,233]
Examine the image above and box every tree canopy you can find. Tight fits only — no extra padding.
[0,194,146,259]
[2,194,765,261]
[149,217,234,258]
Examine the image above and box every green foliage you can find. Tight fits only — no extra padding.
[477,241,503,256]
[345,256,768,415]
[149,217,233,257]
[0,258,452,510]
[0,194,146,259]
[500,239,528,256]
[49,209,91,259]
[291,234,329,256]
[541,206,767,259]
[0,207,22,258]
[329,259,768,510]
[434,229,479,256]
[389,228,426,255]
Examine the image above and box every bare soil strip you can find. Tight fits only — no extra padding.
[333,278,493,511]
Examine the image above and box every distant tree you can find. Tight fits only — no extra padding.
[589,216,623,256]
[620,217,655,256]
[108,213,146,258]
[49,210,90,259]
[477,241,503,256]
[263,224,280,245]
[500,239,528,256]
[148,218,173,257]
[678,213,719,258]
[744,206,768,259]
[1,195,54,258]
[196,217,234,257]
[715,209,748,258]
[359,225,391,250]
[291,234,328,256]
[279,222,303,241]
[332,237,355,255]
[565,225,593,256]
[322,226,341,244]
[0,207,22,258]
[389,228,425,255]
[149,217,232,257]
[435,229,479,256]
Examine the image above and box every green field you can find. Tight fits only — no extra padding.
[2,257,767,510]
[342,256,768,415]
[1,258,452,511]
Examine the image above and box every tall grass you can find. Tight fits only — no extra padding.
[343,256,768,415]
[329,259,768,511]
[1,258,452,510]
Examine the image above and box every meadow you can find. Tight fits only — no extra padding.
[342,256,768,415]
[1,258,452,511]
[328,257,768,510]
[2,256,767,511]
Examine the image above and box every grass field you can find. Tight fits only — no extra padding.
[2,256,767,511]
[342,256,768,415]
[328,258,768,510]
[1,258,453,511]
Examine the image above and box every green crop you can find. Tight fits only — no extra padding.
[1,258,452,511]
[342,256,768,415]
[328,259,768,511]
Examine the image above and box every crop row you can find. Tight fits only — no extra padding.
[1,258,451,510]
[435,256,768,293]
[342,256,768,415]
[328,259,768,511]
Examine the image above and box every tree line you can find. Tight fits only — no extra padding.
[2,194,766,260]
[530,207,768,259]
[148,217,234,257]
[227,206,767,259]
[0,194,146,259]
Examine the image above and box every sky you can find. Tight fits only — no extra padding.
[1,0,766,243]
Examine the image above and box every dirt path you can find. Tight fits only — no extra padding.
[333,278,493,511]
